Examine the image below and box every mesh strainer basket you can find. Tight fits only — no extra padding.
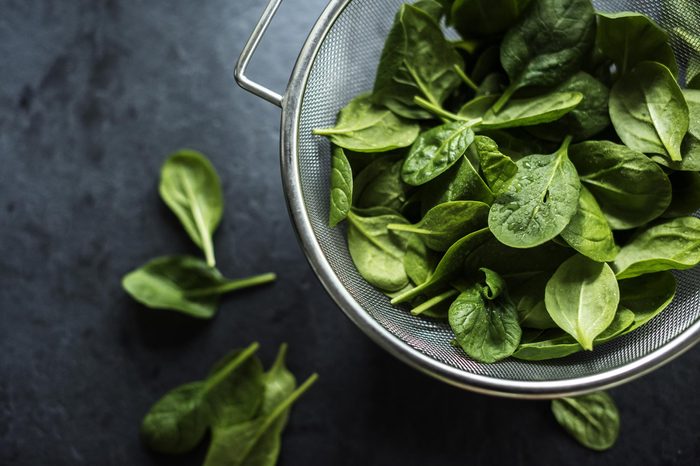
[236,0,700,398]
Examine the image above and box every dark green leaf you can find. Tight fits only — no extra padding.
[560,186,618,262]
[663,171,700,218]
[619,271,676,333]
[471,135,518,194]
[420,152,495,212]
[353,156,411,211]
[510,273,557,330]
[551,392,620,451]
[450,0,532,38]
[480,92,583,129]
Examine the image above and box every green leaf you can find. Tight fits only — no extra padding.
[122,256,276,318]
[448,268,522,363]
[545,255,620,350]
[618,271,676,334]
[480,92,583,130]
[449,0,532,37]
[609,61,689,162]
[612,216,700,279]
[560,186,618,262]
[353,156,411,211]
[494,0,595,111]
[159,149,222,267]
[471,136,518,195]
[387,200,489,251]
[569,141,672,230]
[328,146,353,226]
[313,94,420,152]
[510,273,557,330]
[551,392,620,451]
[413,0,444,22]
[651,89,700,171]
[489,137,581,248]
[596,12,678,77]
[403,234,438,285]
[420,152,494,212]
[347,209,411,292]
[402,121,476,186]
[373,4,463,119]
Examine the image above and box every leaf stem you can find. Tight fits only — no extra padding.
[453,64,479,92]
[391,282,428,304]
[204,342,260,392]
[411,288,459,316]
[386,223,436,235]
[185,273,277,298]
[491,83,518,114]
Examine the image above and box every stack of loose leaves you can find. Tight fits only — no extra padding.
[122,150,276,318]
[141,342,318,465]
[313,0,700,366]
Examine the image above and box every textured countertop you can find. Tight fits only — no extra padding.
[0,1,698,465]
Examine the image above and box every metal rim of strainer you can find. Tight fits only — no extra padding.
[236,0,700,399]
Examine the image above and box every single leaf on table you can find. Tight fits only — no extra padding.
[122,256,276,319]
[328,146,352,226]
[160,149,223,267]
[609,61,689,162]
[470,135,517,195]
[347,209,411,292]
[596,12,678,77]
[560,186,618,262]
[353,156,410,211]
[387,200,489,251]
[479,92,583,130]
[449,0,532,38]
[401,120,476,186]
[373,4,463,119]
[545,254,620,350]
[612,216,700,279]
[448,268,522,363]
[420,152,494,212]
[551,392,620,451]
[663,171,700,218]
[569,141,672,230]
[488,137,581,248]
[618,271,676,334]
[528,72,610,141]
[312,94,420,152]
[493,0,596,112]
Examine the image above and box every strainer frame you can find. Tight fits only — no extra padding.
[236,0,700,399]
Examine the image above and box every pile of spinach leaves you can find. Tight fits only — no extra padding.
[314,0,700,365]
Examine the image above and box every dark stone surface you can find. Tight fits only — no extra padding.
[0,0,698,464]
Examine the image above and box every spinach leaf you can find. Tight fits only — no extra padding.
[471,135,518,195]
[313,94,420,152]
[347,209,411,292]
[612,216,700,279]
[480,92,583,130]
[448,268,522,363]
[663,171,700,218]
[510,273,557,330]
[596,12,678,77]
[402,121,476,186]
[569,141,672,230]
[545,254,620,350]
[494,0,595,112]
[651,89,700,171]
[388,200,489,251]
[420,152,494,212]
[141,343,263,454]
[551,392,620,451]
[391,227,492,304]
[122,256,276,319]
[528,72,610,141]
[480,129,546,160]
[619,271,677,333]
[353,156,411,211]
[609,61,689,162]
[413,0,445,22]
[373,4,463,119]
[450,0,532,38]
[560,186,618,262]
[160,149,223,267]
[489,137,581,248]
[404,234,438,285]
[328,146,352,227]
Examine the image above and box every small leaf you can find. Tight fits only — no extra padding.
[470,135,518,195]
[551,392,620,451]
[328,146,353,226]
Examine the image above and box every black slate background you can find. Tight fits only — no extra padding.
[0,1,698,465]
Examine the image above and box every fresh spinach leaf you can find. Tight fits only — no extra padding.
[596,12,678,77]
[450,0,532,38]
[480,92,583,129]
[353,156,411,211]
[448,268,522,363]
[122,256,276,319]
[471,135,518,195]
[560,186,618,262]
[619,271,677,333]
[489,137,581,248]
[347,209,411,292]
[388,200,489,251]
[651,89,700,171]
[404,234,438,285]
[494,0,596,112]
[609,61,689,162]
[612,216,700,279]
[313,94,420,152]
[663,171,700,218]
[373,4,463,119]
[420,152,495,212]
[328,146,352,227]
[402,120,476,186]
[545,254,620,350]
[160,149,223,267]
[569,141,672,230]
[551,392,620,451]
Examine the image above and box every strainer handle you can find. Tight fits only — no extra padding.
[235,0,285,107]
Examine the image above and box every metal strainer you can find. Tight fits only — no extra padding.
[236,0,700,398]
